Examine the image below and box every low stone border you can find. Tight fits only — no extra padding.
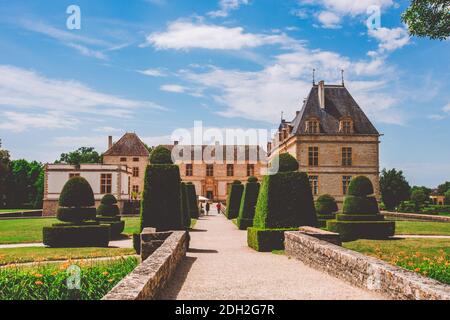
[102,231,188,300]
[285,231,450,300]
[382,211,450,223]
[0,210,42,218]
[298,226,341,246]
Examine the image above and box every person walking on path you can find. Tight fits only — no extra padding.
[216,202,222,214]
[205,202,210,216]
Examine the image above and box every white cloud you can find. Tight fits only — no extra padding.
[138,68,167,77]
[443,102,450,113]
[144,21,301,50]
[160,84,188,93]
[368,27,410,53]
[317,11,341,29]
[298,0,394,16]
[208,0,250,18]
[181,46,402,125]
[93,126,123,133]
[0,111,78,133]
[52,136,108,151]
[0,65,167,132]
[428,114,446,121]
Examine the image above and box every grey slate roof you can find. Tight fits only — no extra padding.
[103,133,150,157]
[291,84,379,135]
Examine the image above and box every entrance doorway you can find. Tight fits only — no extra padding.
[206,190,213,200]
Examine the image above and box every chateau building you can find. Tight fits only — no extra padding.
[43,133,264,215]
[269,80,380,206]
[164,143,264,202]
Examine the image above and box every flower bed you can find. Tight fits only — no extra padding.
[0,257,138,300]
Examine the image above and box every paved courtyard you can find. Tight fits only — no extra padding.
[159,209,386,300]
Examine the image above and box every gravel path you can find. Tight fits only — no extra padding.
[158,209,386,300]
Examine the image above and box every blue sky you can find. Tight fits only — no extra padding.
[0,0,449,187]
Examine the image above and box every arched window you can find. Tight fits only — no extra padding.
[339,118,353,134]
[305,119,320,134]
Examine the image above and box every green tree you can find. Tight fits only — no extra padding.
[402,0,450,40]
[444,190,450,205]
[0,140,11,208]
[379,168,411,211]
[411,185,432,199]
[437,181,450,195]
[411,189,428,210]
[55,147,101,165]
[7,160,44,209]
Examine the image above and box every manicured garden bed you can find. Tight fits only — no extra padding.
[0,257,138,300]
[0,217,140,244]
[0,247,135,266]
[344,238,450,284]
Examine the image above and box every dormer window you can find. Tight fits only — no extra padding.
[339,118,353,134]
[305,119,320,134]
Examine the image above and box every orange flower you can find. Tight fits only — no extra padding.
[414,268,420,272]
[34,273,43,278]
[35,280,43,286]
[108,279,114,283]
[102,271,109,276]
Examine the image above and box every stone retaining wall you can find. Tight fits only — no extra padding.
[102,231,188,300]
[285,231,450,300]
[382,211,450,223]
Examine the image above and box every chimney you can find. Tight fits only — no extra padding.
[108,136,113,149]
[174,140,179,145]
[296,111,300,116]
[267,141,272,152]
[318,80,325,109]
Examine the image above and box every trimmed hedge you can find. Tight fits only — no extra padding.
[237,177,260,230]
[347,176,374,197]
[140,164,184,232]
[149,146,173,165]
[43,224,110,247]
[247,227,298,252]
[342,195,379,215]
[45,177,110,248]
[59,176,95,208]
[97,194,120,217]
[330,175,394,241]
[275,153,299,173]
[316,194,338,215]
[326,220,395,242]
[315,194,338,228]
[186,183,199,219]
[225,181,244,220]
[57,207,96,223]
[96,194,124,238]
[253,172,317,229]
[180,182,191,228]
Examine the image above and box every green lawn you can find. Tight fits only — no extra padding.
[344,238,450,284]
[394,220,450,235]
[0,217,140,245]
[0,247,136,266]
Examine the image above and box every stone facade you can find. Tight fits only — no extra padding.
[270,81,380,206]
[285,231,450,300]
[102,230,188,300]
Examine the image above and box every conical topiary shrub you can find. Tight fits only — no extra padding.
[186,183,199,219]
[140,146,183,232]
[226,180,244,219]
[327,176,395,241]
[315,194,338,228]
[248,153,317,252]
[96,194,125,239]
[43,177,110,247]
[180,182,191,229]
[237,177,260,230]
